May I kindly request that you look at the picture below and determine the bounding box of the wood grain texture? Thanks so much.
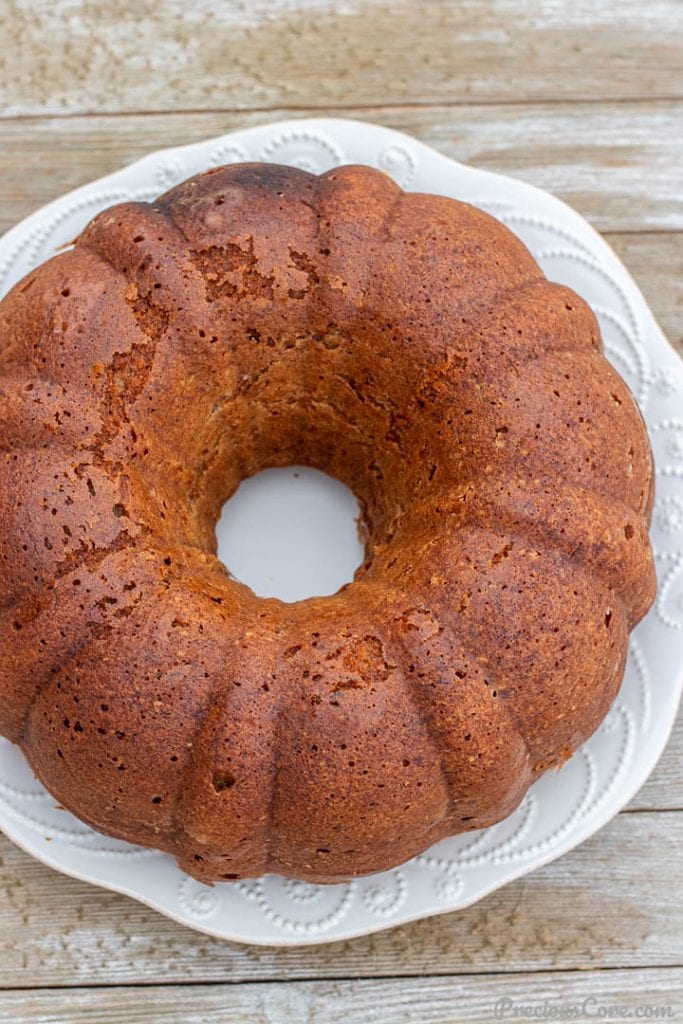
[1,0,682,116]
[628,713,683,810]
[0,970,680,1023]
[609,234,683,354]
[0,813,681,987]
[0,0,681,1011]
[1,104,682,234]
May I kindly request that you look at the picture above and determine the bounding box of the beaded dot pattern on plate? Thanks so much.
[0,119,680,946]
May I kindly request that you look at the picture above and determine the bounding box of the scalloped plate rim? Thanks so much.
[0,116,681,946]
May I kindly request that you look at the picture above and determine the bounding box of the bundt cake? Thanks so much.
[0,162,656,883]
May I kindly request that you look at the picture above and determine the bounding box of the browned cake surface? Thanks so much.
[0,163,656,883]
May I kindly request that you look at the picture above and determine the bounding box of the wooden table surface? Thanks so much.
[0,2,682,1021]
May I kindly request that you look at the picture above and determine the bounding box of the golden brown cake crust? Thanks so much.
[0,163,656,883]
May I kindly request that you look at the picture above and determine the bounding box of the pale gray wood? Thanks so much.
[0,3,681,1004]
[0,104,682,234]
[0,969,680,1023]
[609,233,683,355]
[628,713,683,810]
[0,812,680,987]
[1,0,682,117]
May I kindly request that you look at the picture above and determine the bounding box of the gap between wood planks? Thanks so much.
[0,969,680,1024]
[0,961,679,992]
[4,94,683,123]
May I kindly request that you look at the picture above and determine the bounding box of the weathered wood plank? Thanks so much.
[2,0,682,117]
[1,1,679,1012]
[0,812,680,987]
[0,104,682,233]
[628,712,683,810]
[0,969,680,1023]
[609,233,683,354]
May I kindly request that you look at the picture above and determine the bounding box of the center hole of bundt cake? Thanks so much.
[215,466,365,602]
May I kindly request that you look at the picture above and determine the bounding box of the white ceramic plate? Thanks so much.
[1,118,682,947]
